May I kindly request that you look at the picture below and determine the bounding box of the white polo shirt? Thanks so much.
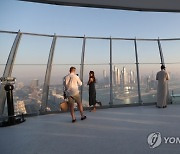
[63,73,82,96]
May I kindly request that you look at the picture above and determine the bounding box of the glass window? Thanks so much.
[112,40,138,104]
[161,40,180,96]
[0,33,16,76]
[49,38,82,111]
[84,39,110,106]
[137,40,160,103]
[11,34,52,114]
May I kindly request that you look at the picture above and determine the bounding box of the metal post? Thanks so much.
[0,30,22,115]
[80,36,86,102]
[109,37,113,105]
[41,35,57,112]
[157,38,165,65]
[134,39,142,104]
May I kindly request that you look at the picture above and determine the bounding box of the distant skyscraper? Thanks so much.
[130,70,135,84]
[113,66,120,85]
[16,82,24,90]
[52,89,57,95]
[30,79,39,88]
[103,70,109,85]
[150,71,155,81]
[113,66,117,85]
[103,70,107,78]
[146,76,151,91]
[117,68,120,85]
[121,67,128,87]
[14,101,27,114]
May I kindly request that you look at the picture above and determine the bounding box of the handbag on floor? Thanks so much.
[60,100,69,112]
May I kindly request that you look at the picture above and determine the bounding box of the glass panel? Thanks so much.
[11,35,52,114]
[84,39,110,106]
[112,40,135,64]
[137,41,160,63]
[0,65,5,78]
[85,39,109,64]
[83,64,110,106]
[0,33,16,115]
[165,64,180,98]
[139,64,159,103]
[137,41,160,103]
[4,32,180,113]
[48,38,82,111]
[0,33,16,76]
[53,38,82,65]
[112,40,138,104]
[112,64,138,104]
[161,40,180,97]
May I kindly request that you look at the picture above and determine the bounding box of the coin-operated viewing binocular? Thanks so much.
[0,77,16,84]
[0,77,25,127]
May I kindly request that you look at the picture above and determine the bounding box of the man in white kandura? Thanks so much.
[63,66,86,123]
[156,65,170,108]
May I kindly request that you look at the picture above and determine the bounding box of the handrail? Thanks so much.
[1,30,180,41]
[1,62,180,65]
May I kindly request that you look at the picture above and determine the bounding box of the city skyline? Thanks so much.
[11,66,180,114]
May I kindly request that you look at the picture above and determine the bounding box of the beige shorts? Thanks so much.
[67,94,81,105]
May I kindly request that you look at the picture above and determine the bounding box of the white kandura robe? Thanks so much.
[156,70,170,107]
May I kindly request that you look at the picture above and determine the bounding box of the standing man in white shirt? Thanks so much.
[63,67,86,123]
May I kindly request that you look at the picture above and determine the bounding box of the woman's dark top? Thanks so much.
[88,79,96,106]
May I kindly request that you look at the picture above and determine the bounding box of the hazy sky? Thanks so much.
[1,0,180,38]
[1,0,180,84]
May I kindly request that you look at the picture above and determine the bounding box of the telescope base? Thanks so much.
[0,114,26,127]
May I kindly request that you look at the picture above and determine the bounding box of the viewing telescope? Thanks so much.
[0,77,25,127]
